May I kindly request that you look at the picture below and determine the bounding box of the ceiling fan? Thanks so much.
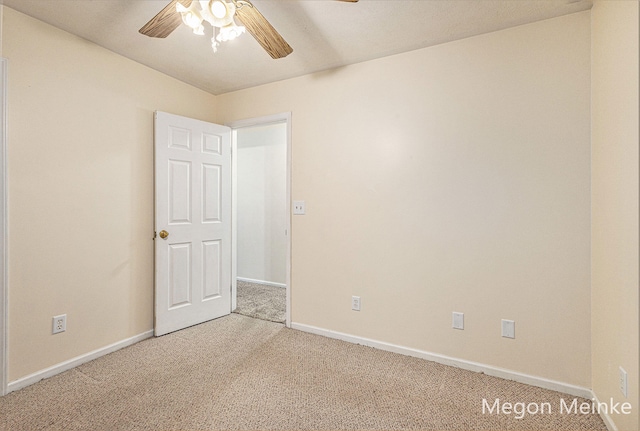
[140,0,359,59]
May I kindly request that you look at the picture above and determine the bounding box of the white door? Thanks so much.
[154,111,231,336]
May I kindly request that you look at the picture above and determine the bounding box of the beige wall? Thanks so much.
[591,1,639,430]
[5,4,636,419]
[2,7,218,380]
[218,12,592,387]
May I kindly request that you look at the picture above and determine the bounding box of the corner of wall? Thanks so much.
[0,55,6,398]
[590,1,640,430]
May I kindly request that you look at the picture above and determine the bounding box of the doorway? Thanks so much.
[228,113,291,327]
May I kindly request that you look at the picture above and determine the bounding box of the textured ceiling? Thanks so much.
[0,0,592,95]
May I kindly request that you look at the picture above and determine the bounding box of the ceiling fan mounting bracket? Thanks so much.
[231,0,254,11]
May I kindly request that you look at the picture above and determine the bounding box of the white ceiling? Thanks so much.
[1,0,592,95]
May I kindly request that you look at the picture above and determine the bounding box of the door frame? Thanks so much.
[227,113,292,327]
[0,58,8,396]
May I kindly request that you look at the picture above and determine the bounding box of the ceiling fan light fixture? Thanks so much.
[140,0,293,58]
[176,1,205,34]
[211,0,228,19]
[200,0,236,27]
[193,25,205,36]
[217,22,246,42]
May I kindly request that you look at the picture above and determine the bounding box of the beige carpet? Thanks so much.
[0,314,606,430]
[233,280,285,323]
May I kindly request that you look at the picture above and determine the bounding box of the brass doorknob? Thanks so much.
[159,230,169,239]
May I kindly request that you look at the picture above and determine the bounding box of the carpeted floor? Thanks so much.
[0,314,607,431]
[233,280,285,323]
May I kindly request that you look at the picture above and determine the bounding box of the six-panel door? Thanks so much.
[154,111,231,336]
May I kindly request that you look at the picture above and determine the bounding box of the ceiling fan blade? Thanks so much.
[235,1,293,59]
[139,0,192,38]
[337,0,359,2]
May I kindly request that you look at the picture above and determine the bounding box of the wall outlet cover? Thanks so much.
[351,296,361,311]
[501,319,515,339]
[619,366,628,398]
[52,314,67,334]
[293,201,305,215]
[452,312,464,330]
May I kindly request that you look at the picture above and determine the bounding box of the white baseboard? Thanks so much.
[591,392,619,431]
[237,277,285,288]
[7,329,154,394]
[290,322,593,399]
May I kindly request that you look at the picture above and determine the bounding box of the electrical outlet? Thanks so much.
[619,366,628,398]
[52,314,66,334]
[452,312,464,330]
[293,201,305,215]
[351,296,361,311]
[501,319,515,339]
